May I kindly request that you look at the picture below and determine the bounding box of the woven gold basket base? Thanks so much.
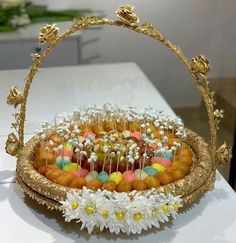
[16,128,215,211]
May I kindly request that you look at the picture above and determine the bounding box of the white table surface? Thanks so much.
[0,63,235,243]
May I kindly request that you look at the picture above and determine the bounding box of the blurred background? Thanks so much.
[0,0,235,183]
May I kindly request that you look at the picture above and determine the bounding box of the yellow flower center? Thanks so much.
[162,205,169,212]
[101,210,108,218]
[85,204,96,215]
[173,203,179,211]
[71,201,79,210]
[133,213,142,221]
[116,211,125,220]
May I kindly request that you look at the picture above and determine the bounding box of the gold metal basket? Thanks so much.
[5,4,232,234]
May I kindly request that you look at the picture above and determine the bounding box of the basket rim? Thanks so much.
[16,127,215,209]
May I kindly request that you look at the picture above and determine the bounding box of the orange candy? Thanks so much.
[143,176,160,188]
[131,180,148,191]
[171,169,186,181]
[172,162,190,174]
[102,181,117,192]
[45,169,64,181]
[54,173,75,186]
[69,177,87,189]
[116,180,132,192]
[180,155,193,166]
[86,179,102,190]
[157,172,174,185]
[38,165,58,175]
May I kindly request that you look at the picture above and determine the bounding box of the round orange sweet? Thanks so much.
[103,122,114,132]
[143,176,160,188]
[171,169,186,181]
[38,165,58,175]
[130,122,140,132]
[116,180,132,192]
[45,169,63,181]
[180,155,193,166]
[131,180,148,191]
[172,162,190,174]
[102,181,117,192]
[180,148,192,157]
[54,173,75,186]
[86,179,102,190]
[69,177,87,189]
[157,172,174,185]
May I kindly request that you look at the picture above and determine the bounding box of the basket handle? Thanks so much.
[6,5,231,166]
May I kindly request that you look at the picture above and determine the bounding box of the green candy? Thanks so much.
[143,166,158,176]
[97,171,109,183]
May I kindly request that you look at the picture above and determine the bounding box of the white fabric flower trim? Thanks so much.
[60,187,182,234]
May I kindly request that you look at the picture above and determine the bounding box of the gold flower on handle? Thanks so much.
[39,24,59,44]
[216,142,232,165]
[115,5,139,26]
[5,133,19,156]
[214,109,224,119]
[191,55,210,77]
[7,86,22,108]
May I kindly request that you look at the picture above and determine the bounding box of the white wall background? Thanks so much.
[31,0,236,107]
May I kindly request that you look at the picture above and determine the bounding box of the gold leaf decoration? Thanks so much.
[115,5,139,26]
[39,24,59,44]
[7,86,22,108]
[216,142,232,165]
[191,55,210,77]
[5,133,19,156]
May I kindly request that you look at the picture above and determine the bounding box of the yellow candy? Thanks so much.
[65,143,73,150]
[152,163,165,172]
[63,163,80,172]
[109,172,123,184]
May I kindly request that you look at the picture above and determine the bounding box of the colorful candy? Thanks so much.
[97,171,109,183]
[71,168,89,178]
[152,163,165,172]
[85,171,98,182]
[155,151,173,161]
[109,172,123,184]
[116,179,132,192]
[134,169,148,180]
[123,170,137,182]
[143,166,158,176]
[63,163,79,172]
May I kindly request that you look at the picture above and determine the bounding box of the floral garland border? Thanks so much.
[60,187,182,234]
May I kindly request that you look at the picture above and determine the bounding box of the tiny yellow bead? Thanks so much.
[116,211,125,220]
[71,201,79,210]
[173,203,179,211]
[85,205,96,215]
[101,210,108,218]
[133,213,142,221]
[162,205,169,212]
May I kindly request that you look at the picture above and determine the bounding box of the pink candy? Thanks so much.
[123,170,137,182]
[132,131,142,140]
[153,157,171,168]
[71,169,89,178]
[149,143,157,150]
[83,131,96,139]
[57,150,73,157]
